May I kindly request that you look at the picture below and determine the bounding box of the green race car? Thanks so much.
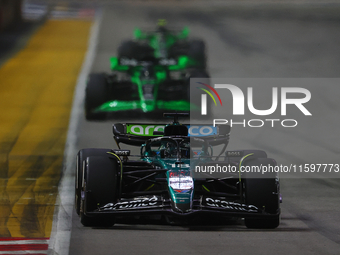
[76,113,281,228]
[85,24,208,120]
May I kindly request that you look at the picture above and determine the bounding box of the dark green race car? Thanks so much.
[76,113,281,228]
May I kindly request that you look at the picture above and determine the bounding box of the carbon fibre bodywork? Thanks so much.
[85,25,208,120]
[77,114,281,228]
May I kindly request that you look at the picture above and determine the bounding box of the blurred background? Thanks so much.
[1,1,340,255]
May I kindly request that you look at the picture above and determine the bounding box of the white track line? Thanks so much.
[48,9,103,255]
[0,252,47,255]
[0,240,48,245]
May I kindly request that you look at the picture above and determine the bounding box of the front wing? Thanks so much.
[83,195,280,219]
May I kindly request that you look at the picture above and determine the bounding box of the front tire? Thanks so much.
[81,155,119,227]
[243,157,280,229]
[75,149,111,215]
[85,73,109,120]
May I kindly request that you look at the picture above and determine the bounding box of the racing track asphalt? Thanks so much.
[68,2,340,255]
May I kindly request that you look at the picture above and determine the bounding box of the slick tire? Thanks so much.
[75,148,111,215]
[188,40,206,69]
[80,155,119,227]
[243,157,280,229]
[85,73,108,120]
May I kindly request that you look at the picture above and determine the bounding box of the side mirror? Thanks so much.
[140,144,146,157]
[179,26,189,39]
[134,28,142,39]
[168,56,194,71]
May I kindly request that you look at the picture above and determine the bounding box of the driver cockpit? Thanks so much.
[145,138,192,159]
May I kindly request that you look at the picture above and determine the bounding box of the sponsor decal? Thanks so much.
[169,171,190,177]
[159,58,177,65]
[203,197,258,212]
[174,189,191,193]
[101,196,161,210]
[169,163,190,168]
[193,150,202,156]
[112,149,130,156]
[226,151,242,157]
[169,175,193,190]
[119,58,138,66]
[126,124,217,137]
[188,125,217,137]
[127,124,165,136]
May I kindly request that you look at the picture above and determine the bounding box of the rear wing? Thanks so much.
[112,123,230,146]
[110,56,196,72]
[133,26,189,40]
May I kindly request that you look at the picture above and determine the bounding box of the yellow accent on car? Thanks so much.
[238,153,254,181]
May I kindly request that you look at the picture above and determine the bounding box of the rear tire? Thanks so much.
[243,157,280,229]
[85,73,109,120]
[188,40,206,69]
[81,155,119,227]
[169,40,207,68]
